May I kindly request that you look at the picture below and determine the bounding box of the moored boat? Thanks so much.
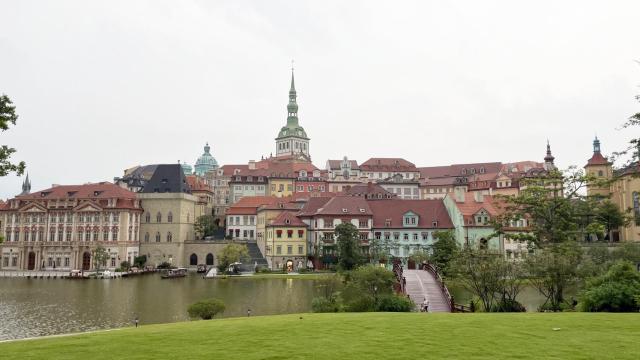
[161,268,187,279]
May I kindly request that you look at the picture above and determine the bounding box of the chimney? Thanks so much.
[248,160,256,170]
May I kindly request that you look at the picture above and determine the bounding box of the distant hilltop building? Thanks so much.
[275,70,310,160]
[194,143,219,176]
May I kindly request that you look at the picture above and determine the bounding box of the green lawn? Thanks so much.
[1,313,638,360]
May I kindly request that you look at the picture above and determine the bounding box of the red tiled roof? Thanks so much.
[16,182,137,200]
[219,165,249,176]
[268,211,307,227]
[448,193,504,224]
[185,175,212,193]
[360,158,417,172]
[327,159,360,170]
[343,182,396,198]
[313,196,372,216]
[298,197,332,216]
[419,162,502,179]
[586,152,611,166]
[226,196,282,215]
[367,199,453,229]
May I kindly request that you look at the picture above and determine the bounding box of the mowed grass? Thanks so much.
[1,313,639,360]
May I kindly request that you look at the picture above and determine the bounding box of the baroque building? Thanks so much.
[194,142,219,176]
[0,183,142,271]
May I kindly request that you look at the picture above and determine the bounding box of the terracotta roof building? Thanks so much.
[1,182,143,271]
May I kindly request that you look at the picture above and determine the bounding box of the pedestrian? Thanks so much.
[247,308,251,317]
[134,316,139,328]
[422,297,429,313]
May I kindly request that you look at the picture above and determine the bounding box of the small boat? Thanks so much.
[161,268,187,279]
[196,264,207,274]
[68,270,88,279]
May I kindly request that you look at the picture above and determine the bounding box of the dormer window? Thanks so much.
[432,221,438,227]
[384,219,391,227]
[342,208,348,213]
[359,208,365,213]
[285,219,290,224]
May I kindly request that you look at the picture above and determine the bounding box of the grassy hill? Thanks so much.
[1,313,638,359]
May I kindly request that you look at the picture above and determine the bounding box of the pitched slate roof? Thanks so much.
[141,164,191,194]
[367,199,453,229]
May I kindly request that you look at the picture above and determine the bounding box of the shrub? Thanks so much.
[490,298,526,312]
[187,298,226,320]
[258,267,272,274]
[157,262,173,269]
[312,297,340,313]
[133,255,147,268]
[579,261,640,312]
[120,261,131,270]
[375,295,413,312]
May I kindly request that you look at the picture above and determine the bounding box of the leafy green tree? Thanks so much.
[217,243,248,272]
[0,94,26,177]
[370,232,399,264]
[92,246,110,272]
[429,230,458,276]
[194,215,217,239]
[579,261,640,312]
[526,242,582,311]
[335,223,364,271]
[119,261,131,271]
[594,201,630,242]
[187,298,226,320]
[451,249,504,311]
[611,242,640,264]
[133,255,147,268]
[341,265,396,311]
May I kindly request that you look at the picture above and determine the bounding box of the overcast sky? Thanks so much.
[1,0,638,199]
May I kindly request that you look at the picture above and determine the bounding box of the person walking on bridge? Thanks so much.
[421,297,429,313]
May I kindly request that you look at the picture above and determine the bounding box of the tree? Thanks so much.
[335,223,364,271]
[119,261,131,271]
[92,246,110,272]
[217,243,248,272]
[451,249,505,311]
[0,94,26,177]
[187,298,226,320]
[341,265,396,311]
[526,242,582,311]
[370,232,399,264]
[194,215,217,239]
[579,260,640,312]
[133,255,147,268]
[594,201,630,242]
[311,274,343,313]
[429,230,458,276]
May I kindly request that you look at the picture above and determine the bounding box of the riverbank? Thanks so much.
[225,272,335,280]
[1,313,637,359]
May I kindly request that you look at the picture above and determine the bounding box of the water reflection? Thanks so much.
[0,275,317,340]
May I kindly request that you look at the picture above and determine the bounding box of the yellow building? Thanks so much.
[585,137,640,242]
[268,178,295,198]
[256,200,300,259]
[264,211,307,271]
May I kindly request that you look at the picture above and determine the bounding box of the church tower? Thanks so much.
[543,141,556,171]
[584,136,613,197]
[275,69,310,159]
[20,173,31,195]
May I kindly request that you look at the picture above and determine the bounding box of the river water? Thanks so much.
[0,274,317,340]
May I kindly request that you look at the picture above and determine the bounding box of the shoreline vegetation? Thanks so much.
[0,313,638,360]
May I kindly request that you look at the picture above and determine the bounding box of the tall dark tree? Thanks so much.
[335,223,364,271]
[594,200,631,241]
[429,230,458,275]
[0,94,26,177]
[194,215,217,239]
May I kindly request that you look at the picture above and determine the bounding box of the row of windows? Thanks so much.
[7,212,127,224]
[228,229,255,238]
[295,185,326,192]
[144,212,185,223]
[4,229,124,242]
[143,232,173,243]
[228,216,255,226]
[374,232,430,242]
[267,245,305,255]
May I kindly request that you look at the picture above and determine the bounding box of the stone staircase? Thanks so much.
[241,242,269,271]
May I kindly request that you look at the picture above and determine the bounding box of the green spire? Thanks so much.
[287,69,299,126]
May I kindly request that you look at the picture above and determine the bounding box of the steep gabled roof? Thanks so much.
[141,164,191,194]
[367,199,453,229]
[360,158,417,172]
[268,211,307,227]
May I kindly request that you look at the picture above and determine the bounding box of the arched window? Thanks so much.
[598,170,603,177]
[167,232,172,242]
[145,212,150,223]
[144,232,150,242]
[156,212,162,223]
[206,253,214,266]
[167,212,173,223]
[189,253,198,266]
[155,232,161,242]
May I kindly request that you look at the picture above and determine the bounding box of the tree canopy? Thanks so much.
[335,223,364,271]
[0,94,26,177]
